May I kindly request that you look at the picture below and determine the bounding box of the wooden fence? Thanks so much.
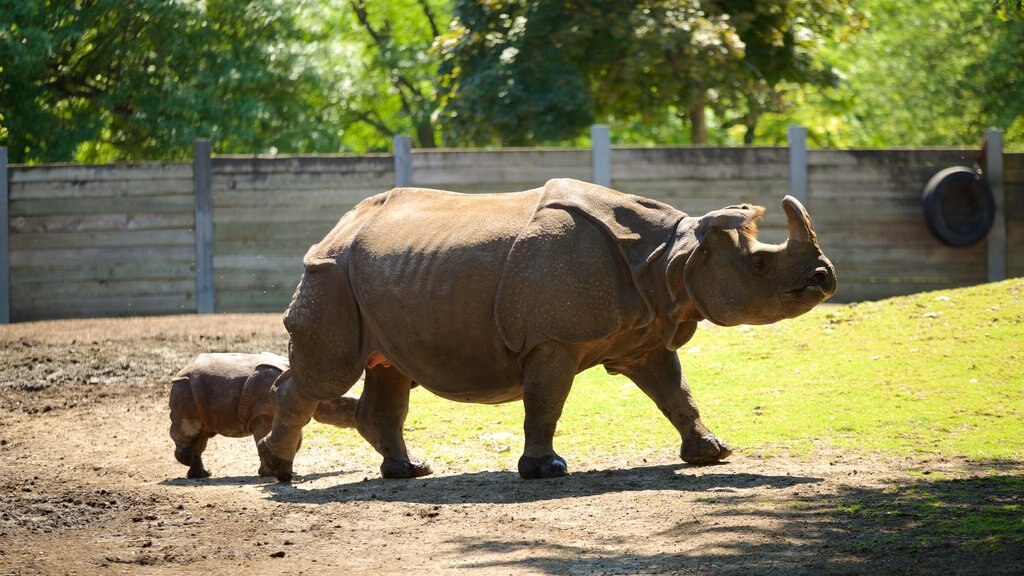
[1,129,1021,322]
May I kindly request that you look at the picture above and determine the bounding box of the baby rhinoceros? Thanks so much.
[169,352,358,479]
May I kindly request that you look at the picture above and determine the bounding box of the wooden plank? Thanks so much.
[212,171,393,192]
[10,260,195,283]
[8,212,193,234]
[612,146,789,166]
[9,178,193,200]
[986,129,1005,282]
[1,147,9,323]
[194,140,214,314]
[212,187,376,208]
[9,162,192,184]
[394,135,412,187]
[212,155,392,176]
[832,280,982,304]
[614,179,790,198]
[808,149,976,169]
[215,290,293,313]
[412,149,590,170]
[12,293,194,322]
[410,166,591,188]
[11,278,195,300]
[591,125,611,187]
[8,196,194,216]
[8,245,194,267]
[10,229,194,250]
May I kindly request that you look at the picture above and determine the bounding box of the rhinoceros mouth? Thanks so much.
[788,266,835,300]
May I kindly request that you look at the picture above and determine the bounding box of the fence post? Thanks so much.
[788,126,809,206]
[0,147,9,324]
[591,124,611,187]
[986,129,1005,283]
[193,139,215,314]
[394,135,412,187]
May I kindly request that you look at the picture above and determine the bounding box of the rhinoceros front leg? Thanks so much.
[518,342,578,479]
[256,376,318,482]
[357,365,432,479]
[616,348,732,465]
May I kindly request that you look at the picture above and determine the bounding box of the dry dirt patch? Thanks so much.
[1,314,1020,575]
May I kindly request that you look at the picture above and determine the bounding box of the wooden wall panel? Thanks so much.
[210,155,394,313]
[809,149,989,302]
[7,163,194,321]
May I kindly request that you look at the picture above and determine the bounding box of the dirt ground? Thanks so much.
[1,313,1021,576]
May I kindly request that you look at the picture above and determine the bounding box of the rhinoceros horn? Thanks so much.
[783,195,818,246]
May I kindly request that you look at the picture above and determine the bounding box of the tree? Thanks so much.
[799,0,1024,148]
[0,0,336,163]
[437,0,862,146]
[306,0,448,151]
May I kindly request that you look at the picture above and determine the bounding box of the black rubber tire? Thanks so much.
[921,166,995,247]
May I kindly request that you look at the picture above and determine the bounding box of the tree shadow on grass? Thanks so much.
[261,462,822,505]
[449,471,1024,576]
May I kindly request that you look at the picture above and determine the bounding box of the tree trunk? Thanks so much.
[688,90,707,145]
[416,121,436,149]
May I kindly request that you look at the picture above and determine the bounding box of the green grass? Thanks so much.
[312,278,1024,470]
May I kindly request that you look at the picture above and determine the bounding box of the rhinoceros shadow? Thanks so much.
[261,463,822,505]
[159,468,348,487]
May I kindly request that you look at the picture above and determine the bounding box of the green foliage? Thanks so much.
[792,0,1024,148]
[3,0,1022,158]
[311,279,1024,473]
[309,0,449,151]
[436,0,861,146]
[0,0,338,163]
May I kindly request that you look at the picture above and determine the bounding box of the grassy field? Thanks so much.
[313,278,1024,472]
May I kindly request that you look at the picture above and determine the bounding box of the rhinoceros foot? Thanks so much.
[381,458,433,479]
[681,434,733,465]
[187,465,212,479]
[256,438,294,482]
[517,454,568,480]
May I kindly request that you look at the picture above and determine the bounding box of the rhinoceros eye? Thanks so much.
[750,254,768,275]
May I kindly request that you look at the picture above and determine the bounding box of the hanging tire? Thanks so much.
[921,166,995,247]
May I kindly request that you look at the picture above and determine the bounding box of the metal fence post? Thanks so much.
[193,139,215,314]
[591,124,611,187]
[986,129,1005,283]
[1,147,9,324]
[788,126,809,206]
[394,135,412,187]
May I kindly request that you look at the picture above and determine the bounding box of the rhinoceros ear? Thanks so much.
[695,204,765,242]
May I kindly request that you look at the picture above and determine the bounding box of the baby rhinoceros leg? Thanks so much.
[169,378,213,478]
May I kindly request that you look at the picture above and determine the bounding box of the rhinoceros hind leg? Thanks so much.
[518,342,577,480]
[517,454,568,479]
[357,365,430,479]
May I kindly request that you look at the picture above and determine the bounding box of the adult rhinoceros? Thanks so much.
[257,178,836,481]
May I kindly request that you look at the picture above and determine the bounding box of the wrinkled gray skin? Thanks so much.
[257,178,836,481]
[169,352,358,479]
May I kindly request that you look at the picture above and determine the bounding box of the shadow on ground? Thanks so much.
[453,472,1024,575]
[264,463,1023,575]
[263,463,821,505]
